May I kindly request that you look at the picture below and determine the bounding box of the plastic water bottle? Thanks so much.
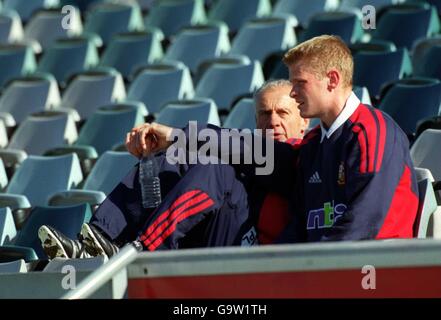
[139,154,161,208]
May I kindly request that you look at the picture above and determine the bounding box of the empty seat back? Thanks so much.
[84,2,144,43]
[223,98,256,130]
[7,113,77,155]
[155,98,220,128]
[61,69,126,120]
[37,37,99,85]
[14,203,92,258]
[128,62,194,114]
[100,30,164,78]
[165,23,230,72]
[230,16,297,63]
[195,58,264,111]
[411,129,441,181]
[83,151,138,194]
[6,154,83,206]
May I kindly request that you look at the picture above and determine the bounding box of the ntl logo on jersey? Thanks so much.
[306,201,347,230]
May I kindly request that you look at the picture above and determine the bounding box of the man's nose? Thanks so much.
[290,86,298,99]
[269,113,281,127]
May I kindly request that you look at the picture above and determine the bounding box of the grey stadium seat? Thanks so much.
[155,98,220,128]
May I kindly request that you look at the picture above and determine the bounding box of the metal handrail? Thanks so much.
[61,241,143,299]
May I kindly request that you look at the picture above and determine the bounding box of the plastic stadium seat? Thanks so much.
[137,0,157,11]
[414,178,439,238]
[424,0,441,15]
[84,2,144,44]
[349,39,397,55]
[81,151,137,194]
[37,37,99,86]
[2,112,77,156]
[414,167,435,183]
[13,203,92,259]
[230,16,297,63]
[100,30,164,78]
[195,56,265,111]
[43,102,145,178]
[73,102,147,155]
[0,259,27,273]
[272,0,339,27]
[194,54,250,84]
[372,4,440,50]
[164,23,230,73]
[0,245,38,263]
[3,0,58,22]
[0,44,36,89]
[128,62,194,114]
[353,48,412,98]
[223,98,256,130]
[339,0,393,11]
[48,151,138,206]
[0,153,83,208]
[59,0,106,12]
[209,0,271,33]
[0,207,16,245]
[0,9,24,44]
[24,8,83,53]
[145,0,207,38]
[415,115,441,145]
[0,74,61,127]
[60,68,126,120]
[378,78,441,135]
[155,98,220,128]
[299,11,363,44]
[412,37,441,81]
[415,45,441,81]
[264,51,289,80]
[411,129,441,181]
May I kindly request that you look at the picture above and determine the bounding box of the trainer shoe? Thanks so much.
[80,223,119,259]
[38,225,92,260]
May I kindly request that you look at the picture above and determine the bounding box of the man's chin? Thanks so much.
[273,135,286,142]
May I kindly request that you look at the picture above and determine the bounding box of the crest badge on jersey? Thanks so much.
[337,162,345,186]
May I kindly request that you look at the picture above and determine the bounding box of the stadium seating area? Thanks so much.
[0,0,440,297]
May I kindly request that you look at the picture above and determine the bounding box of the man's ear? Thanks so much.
[327,69,340,91]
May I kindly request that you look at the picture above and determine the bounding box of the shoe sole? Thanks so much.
[81,224,107,258]
[38,226,68,259]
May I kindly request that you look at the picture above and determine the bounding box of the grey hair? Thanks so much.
[253,79,292,104]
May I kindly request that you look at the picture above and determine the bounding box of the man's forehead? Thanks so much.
[260,84,292,95]
[288,62,311,77]
[257,91,296,110]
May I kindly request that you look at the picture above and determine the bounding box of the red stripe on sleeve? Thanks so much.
[350,104,379,173]
[139,190,203,242]
[373,109,386,172]
[375,165,419,239]
[146,198,215,250]
[141,192,210,245]
[351,125,368,173]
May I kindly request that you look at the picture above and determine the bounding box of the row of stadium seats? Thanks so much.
[0,0,440,274]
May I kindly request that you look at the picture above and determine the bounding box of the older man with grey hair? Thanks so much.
[38,79,308,259]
